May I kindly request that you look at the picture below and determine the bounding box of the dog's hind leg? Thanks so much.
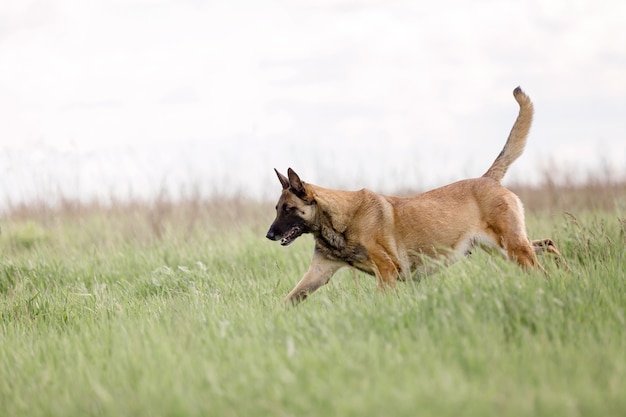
[507,238,544,271]
[284,251,347,305]
[532,238,561,257]
[532,238,568,269]
[489,195,547,272]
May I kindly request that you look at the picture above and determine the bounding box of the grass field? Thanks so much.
[0,185,625,417]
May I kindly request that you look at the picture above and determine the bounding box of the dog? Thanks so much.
[266,87,562,305]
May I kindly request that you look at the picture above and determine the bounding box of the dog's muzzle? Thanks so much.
[266,225,303,246]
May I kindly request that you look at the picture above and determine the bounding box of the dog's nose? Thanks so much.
[266,230,276,240]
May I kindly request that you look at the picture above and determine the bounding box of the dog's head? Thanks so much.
[266,168,316,246]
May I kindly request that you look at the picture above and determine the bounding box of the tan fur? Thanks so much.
[482,87,533,182]
[266,87,562,305]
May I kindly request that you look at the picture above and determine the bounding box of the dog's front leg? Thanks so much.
[368,247,400,290]
[285,251,346,305]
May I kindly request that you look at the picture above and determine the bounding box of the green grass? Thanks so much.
[0,203,625,417]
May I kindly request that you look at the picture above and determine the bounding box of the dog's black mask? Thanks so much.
[266,168,313,246]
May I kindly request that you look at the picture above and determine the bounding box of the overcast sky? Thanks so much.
[0,0,625,206]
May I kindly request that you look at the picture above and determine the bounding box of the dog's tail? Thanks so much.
[482,86,534,183]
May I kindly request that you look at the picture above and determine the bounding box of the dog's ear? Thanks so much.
[287,168,306,197]
[274,168,290,190]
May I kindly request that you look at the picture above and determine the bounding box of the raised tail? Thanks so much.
[482,86,534,182]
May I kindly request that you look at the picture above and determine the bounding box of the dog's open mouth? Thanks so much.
[280,225,304,246]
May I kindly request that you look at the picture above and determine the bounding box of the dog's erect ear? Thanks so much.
[274,168,290,190]
[287,168,306,197]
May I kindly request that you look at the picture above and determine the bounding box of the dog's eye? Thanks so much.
[282,204,298,214]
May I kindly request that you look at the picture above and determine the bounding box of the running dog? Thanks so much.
[266,87,562,304]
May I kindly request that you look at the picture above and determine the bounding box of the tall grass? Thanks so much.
[0,179,625,417]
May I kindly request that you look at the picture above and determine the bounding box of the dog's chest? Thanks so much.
[314,234,371,272]
[312,214,374,273]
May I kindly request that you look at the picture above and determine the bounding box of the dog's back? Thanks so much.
[389,177,522,268]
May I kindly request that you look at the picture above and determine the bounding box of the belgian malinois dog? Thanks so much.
[267,87,562,305]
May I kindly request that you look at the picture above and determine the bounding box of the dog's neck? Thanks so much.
[308,187,370,266]
[314,210,347,251]
[307,185,360,244]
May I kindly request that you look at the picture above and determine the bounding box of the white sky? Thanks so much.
[0,0,625,206]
